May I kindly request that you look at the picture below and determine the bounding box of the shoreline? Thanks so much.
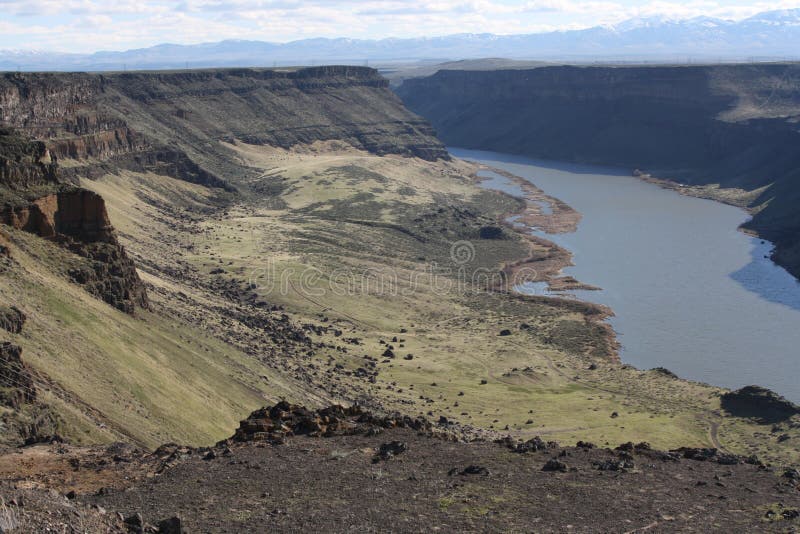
[470,163,619,361]
[474,165,601,294]
[466,153,800,406]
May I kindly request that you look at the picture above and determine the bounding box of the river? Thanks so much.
[454,148,800,402]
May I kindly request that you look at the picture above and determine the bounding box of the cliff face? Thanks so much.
[0,129,148,314]
[0,126,58,190]
[0,67,447,192]
[397,64,800,277]
[0,66,448,314]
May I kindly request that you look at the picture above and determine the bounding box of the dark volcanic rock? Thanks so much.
[593,458,634,471]
[0,127,59,190]
[156,516,184,534]
[375,441,407,461]
[449,464,490,476]
[721,385,800,423]
[542,458,568,472]
[495,435,559,454]
[225,401,431,445]
[0,342,35,407]
[478,225,505,239]
[0,305,25,333]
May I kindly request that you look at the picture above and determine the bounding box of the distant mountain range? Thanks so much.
[3,8,800,71]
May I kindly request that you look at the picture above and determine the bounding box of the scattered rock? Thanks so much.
[157,516,184,533]
[783,468,800,481]
[451,465,490,476]
[783,509,800,520]
[375,441,407,462]
[593,458,634,471]
[124,513,144,533]
[226,402,431,445]
[479,225,505,239]
[503,436,557,454]
[542,459,568,472]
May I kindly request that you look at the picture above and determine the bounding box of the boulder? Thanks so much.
[157,516,184,534]
[375,441,407,461]
[542,459,568,472]
[0,306,25,334]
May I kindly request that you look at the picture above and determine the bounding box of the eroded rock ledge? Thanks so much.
[0,129,148,314]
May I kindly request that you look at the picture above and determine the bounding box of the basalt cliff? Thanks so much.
[397,64,800,278]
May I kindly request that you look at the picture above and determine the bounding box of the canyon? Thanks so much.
[397,63,800,279]
[0,65,798,531]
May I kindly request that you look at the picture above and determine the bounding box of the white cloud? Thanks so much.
[1,0,799,52]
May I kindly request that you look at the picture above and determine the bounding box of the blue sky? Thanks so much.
[1,0,798,52]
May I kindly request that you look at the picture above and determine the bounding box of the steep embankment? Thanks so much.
[0,67,446,185]
[0,67,449,447]
[397,64,800,278]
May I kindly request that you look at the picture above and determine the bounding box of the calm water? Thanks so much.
[453,148,800,402]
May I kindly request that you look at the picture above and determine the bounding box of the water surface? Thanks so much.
[455,148,800,402]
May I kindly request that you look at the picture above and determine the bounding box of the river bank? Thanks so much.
[457,147,800,404]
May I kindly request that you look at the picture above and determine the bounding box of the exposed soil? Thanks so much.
[1,403,797,532]
[0,410,800,532]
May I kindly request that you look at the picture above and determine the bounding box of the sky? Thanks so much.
[2,0,800,53]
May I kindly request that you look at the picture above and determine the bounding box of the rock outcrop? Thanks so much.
[0,130,148,314]
[0,67,448,197]
[397,63,800,278]
[721,385,800,423]
[0,342,35,408]
[2,190,113,242]
[224,401,432,445]
[0,305,25,333]
[0,127,58,190]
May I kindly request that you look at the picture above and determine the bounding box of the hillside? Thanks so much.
[397,63,800,278]
[2,402,799,532]
[1,63,799,509]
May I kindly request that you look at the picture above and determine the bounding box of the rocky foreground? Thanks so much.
[0,403,798,533]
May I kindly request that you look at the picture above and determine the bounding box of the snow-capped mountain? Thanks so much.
[3,8,800,71]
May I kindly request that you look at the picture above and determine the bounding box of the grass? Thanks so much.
[0,227,308,448]
[2,141,798,465]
